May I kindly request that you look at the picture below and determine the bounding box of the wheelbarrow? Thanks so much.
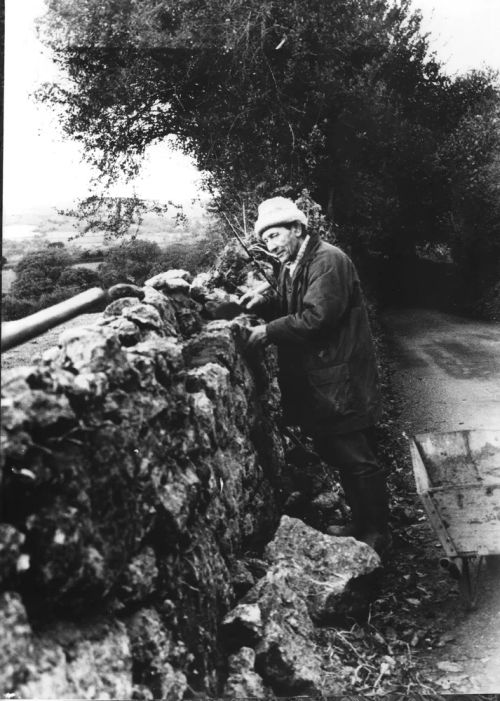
[410,429,500,609]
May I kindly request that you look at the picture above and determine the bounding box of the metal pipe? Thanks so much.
[1,287,107,352]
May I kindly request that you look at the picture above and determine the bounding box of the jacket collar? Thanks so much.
[290,233,321,280]
[287,234,310,277]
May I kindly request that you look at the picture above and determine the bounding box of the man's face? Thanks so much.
[261,224,302,263]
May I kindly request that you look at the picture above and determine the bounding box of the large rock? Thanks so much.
[221,516,381,695]
[145,269,193,292]
[126,608,187,701]
[264,515,382,624]
[0,592,33,693]
[0,592,132,700]
[223,647,273,699]
[0,525,26,587]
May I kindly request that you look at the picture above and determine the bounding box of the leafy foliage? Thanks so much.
[60,194,183,241]
[3,249,104,321]
[58,265,101,289]
[438,92,500,309]
[97,239,164,286]
[12,248,73,299]
[1,296,38,321]
[38,0,500,312]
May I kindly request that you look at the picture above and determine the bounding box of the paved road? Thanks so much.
[381,308,500,693]
[381,308,500,433]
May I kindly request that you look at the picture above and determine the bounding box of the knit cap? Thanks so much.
[254,197,307,236]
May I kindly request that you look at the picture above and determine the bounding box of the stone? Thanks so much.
[222,516,382,695]
[189,272,212,302]
[173,300,203,337]
[58,325,130,382]
[103,296,139,317]
[0,525,25,586]
[128,337,184,390]
[263,516,382,624]
[108,283,145,301]
[156,464,201,533]
[15,618,133,700]
[145,271,192,293]
[121,302,165,332]
[126,608,187,701]
[1,365,77,394]
[251,575,324,695]
[186,362,231,399]
[72,371,110,398]
[1,388,76,431]
[230,559,257,598]
[221,603,263,649]
[118,547,158,603]
[142,285,179,334]
[183,324,239,370]
[223,647,270,699]
[146,269,193,285]
[0,592,33,694]
[101,316,143,346]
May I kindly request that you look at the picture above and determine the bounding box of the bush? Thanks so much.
[58,266,101,290]
[149,235,226,277]
[1,296,38,321]
[12,248,73,299]
[98,239,163,287]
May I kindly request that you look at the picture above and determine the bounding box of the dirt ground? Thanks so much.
[1,313,101,370]
[379,307,500,694]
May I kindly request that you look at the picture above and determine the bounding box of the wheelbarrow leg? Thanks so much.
[456,556,485,610]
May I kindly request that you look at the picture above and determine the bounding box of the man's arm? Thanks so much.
[266,249,354,345]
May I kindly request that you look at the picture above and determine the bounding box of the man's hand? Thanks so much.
[239,290,266,310]
[238,281,271,310]
[247,324,269,348]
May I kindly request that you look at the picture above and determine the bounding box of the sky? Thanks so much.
[2,0,205,215]
[3,0,500,217]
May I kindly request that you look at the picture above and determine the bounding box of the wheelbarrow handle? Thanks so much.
[1,287,107,352]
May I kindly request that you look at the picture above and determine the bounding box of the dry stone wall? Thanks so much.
[0,272,286,699]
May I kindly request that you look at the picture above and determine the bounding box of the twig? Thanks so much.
[335,630,364,659]
[220,211,277,290]
[242,203,247,237]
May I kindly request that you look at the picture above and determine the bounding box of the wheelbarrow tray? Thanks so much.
[410,429,500,558]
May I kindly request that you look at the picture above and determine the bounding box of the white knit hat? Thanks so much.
[254,197,308,237]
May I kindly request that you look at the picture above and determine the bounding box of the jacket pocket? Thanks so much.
[306,362,353,418]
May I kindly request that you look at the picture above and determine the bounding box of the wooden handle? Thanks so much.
[1,287,107,352]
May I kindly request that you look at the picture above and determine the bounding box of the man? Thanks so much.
[239,196,390,554]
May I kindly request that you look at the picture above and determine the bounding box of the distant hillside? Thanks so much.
[3,204,211,250]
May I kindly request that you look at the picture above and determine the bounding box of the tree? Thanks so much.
[61,194,173,241]
[58,266,101,290]
[38,0,500,312]
[37,2,445,225]
[438,89,500,311]
[12,248,73,300]
[98,239,164,287]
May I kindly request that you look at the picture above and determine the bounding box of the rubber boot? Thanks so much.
[326,473,364,538]
[355,469,392,555]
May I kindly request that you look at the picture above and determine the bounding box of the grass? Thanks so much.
[1,313,101,370]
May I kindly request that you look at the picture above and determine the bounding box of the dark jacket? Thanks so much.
[265,235,381,434]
